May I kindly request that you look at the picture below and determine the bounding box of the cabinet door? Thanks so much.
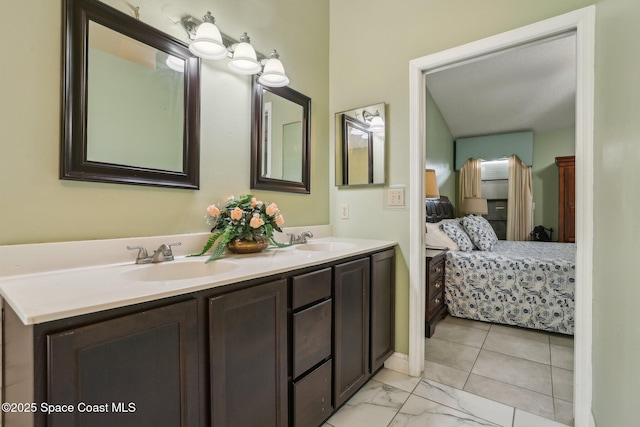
[333,258,370,407]
[370,249,395,373]
[209,280,288,427]
[47,299,199,427]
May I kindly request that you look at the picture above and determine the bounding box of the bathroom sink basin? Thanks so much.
[119,259,238,282]
[295,242,357,252]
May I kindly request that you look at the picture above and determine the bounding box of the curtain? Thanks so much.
[507,154,533,241]
[458,158,483,216]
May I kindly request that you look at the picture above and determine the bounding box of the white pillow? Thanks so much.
[441,220,475,252]
[461,215,498,251]
[425,221,460,251]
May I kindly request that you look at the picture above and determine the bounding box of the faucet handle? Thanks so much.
[154,242,181,261]
[127,246,150,264]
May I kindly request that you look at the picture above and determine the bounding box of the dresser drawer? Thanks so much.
[293,299,332,378]
[428,275,444,297]
[428,256,445,283]
[428,289,445,314]
[292,268,332,309]
[293,359,333,427]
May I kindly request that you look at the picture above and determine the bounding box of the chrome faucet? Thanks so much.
[127,245,152,264]
[127,242,181,264]
[288,231,313,245]
[151,242,181,263]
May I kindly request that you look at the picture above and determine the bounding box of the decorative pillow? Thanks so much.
[441,220,475,252]
[425,221,460,251]
[461,215,499,251]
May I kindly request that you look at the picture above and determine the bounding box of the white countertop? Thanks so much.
[0,236,395,325]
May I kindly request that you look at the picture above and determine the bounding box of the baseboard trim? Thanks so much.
[383,352,410,375]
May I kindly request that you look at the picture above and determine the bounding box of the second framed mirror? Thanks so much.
[335,102,386,186]
[251,79,311,194]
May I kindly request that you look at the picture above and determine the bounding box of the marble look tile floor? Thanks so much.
[325,315,574,427]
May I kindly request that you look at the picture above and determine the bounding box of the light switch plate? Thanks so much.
[384,184,407,209]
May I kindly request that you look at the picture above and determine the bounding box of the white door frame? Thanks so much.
[408,6,595,426]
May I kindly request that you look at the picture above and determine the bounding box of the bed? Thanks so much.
[425,197,576,335]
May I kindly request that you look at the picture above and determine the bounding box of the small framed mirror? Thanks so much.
[61,0,201,189]
[251,79,311,194]
[335,103,386,186]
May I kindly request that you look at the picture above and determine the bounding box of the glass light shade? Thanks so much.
[258,57,290,87]
[189,22,227,60]
[425,169,440,199]
[165,55,185,73]
[368,115,385,132]
[228,42,261,75]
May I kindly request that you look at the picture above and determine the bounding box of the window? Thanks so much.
[481,159,508,239]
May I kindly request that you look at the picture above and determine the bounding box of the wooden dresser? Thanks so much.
[425,249,447,337]
[556,156,576,243]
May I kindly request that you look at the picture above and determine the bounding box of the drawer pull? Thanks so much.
[434,283,441,289]
[436,267,443,274]
[434,298,441,305]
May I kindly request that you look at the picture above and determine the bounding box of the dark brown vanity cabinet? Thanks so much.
[209,279,288,427]
[46,300,200,427]
[291,268,333,427]
[3,247,395,427]
[333,258,371,408]
[370,249,396,373]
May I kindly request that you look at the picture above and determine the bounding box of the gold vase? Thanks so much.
[226,236,270,254]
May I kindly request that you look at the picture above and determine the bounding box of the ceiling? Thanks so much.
[425,33,576,139]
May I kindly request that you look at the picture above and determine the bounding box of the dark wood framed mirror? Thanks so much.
[335,102,386,187]
[251,78,311,194]
[61,0,201,189]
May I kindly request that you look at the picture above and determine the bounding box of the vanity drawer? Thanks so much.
[293,359,333,427]
[292,268,332,309]
[293,299,332,378]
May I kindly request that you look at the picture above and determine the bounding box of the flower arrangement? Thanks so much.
[193,194,288,262]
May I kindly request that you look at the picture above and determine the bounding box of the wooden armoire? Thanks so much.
[556,156,575,243]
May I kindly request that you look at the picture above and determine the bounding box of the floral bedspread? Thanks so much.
[444,241,576,335]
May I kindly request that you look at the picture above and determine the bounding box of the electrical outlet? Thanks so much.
[387,188,405,206]
[340,203,349,219]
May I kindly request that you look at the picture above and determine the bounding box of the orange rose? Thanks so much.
[250,214,265,228]
[230,207,243,221]
[207,204,220,217]
[275,214,285,226]
[266,203,278,216]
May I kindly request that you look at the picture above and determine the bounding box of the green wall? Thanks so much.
[0,0,329,245]
[592,0,640,425]
[532,128,575,238]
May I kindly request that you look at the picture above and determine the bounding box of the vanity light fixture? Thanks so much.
[165,55,185,73]
[363,110,385,132]
[182,14,290,87]
[228,33,261,75]
[258,50,290,87]
[187,12,227,60]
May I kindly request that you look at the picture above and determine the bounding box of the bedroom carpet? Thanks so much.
[324,315,573,427]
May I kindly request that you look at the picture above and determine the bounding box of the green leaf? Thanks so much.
[189,231,223,257]
[270,237,291,248]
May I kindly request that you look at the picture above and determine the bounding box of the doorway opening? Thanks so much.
[408,6,595,426]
